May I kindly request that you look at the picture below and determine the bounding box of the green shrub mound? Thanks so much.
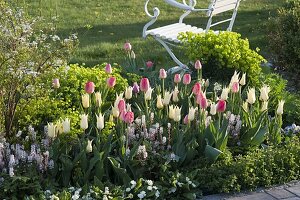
[268,0,300,77]
[179,31,266,85]
[16,63,128,131]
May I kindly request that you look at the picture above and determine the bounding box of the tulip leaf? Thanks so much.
[108,157,131,184]
[250,125,268,146]
[204,145,222,163]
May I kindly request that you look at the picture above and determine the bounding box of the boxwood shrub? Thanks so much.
[179,31,266,85]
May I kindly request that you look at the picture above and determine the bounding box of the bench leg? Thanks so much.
[154,37,189,72]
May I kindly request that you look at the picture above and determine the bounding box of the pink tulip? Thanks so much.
[183,74,191,85]
[183,114,189,124]
[159,69,167,79]
[174,74,181,84]
[140,78,150,92]
[216,100,227,112]
[85,81,95,94]
[195,60,202,70]
[132,82,140,93]
[107,77,116,88]
[192,82,201,95]
[52,78,60,89]
[105,63,112,74]
[232,82,239,93]
[146,61,154,68]
[120,110,127,121]
[118,99,126,112]
[125,111,134,124]
[196,92,208,109]
[124,42,132,51]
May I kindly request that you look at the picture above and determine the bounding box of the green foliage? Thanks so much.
[179,31,266,85]
[16,63,128,131]
[268,0,300,76]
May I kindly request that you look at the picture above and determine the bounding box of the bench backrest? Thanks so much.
[206,0,241,32]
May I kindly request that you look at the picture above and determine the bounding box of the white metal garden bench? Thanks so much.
[143,0,241,71]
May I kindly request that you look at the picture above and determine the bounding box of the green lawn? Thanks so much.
[13,0,285,67]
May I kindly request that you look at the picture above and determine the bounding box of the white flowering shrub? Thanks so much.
[0,2,78,137]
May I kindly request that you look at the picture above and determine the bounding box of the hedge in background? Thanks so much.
[268,0,300,77]
[179,31,265,85]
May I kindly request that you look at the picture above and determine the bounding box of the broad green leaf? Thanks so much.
[204,145,222,163]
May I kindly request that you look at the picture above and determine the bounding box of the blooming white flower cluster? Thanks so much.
[284,124,300,134]
[125,179,160,199]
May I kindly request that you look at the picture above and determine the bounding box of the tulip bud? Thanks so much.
[188,107,198,121]
[107,77,116,88]
[216,100,226,112]
[124,42,132,51]
[169,105,175,119]
[242,101,248,112]
[112,106,120,118]
[96,113,105,130]
[261,101,268,111]
[230,71,240,85]
[163,91,172,105]
[125,111,134,124]
[126,103,132,112]
[246,88,256,104]
[132,82,140,93]
[146,61,153,68]
[86,139,93,153]
[183,115,189,124]
[62,118,70,133]
[192,82,201,95]
[259,85,270,102]
[174,74,181,84]
[130,50,136,59]
[205,79,210,88]
[220,87,229,100]
[231,82,239,93]
[210,102,216,115]
[174,106,181,122]
[172,86,179,102]
[47,123,56,138]
[114,92,124,108]
[80,114,88,130]
[95,92,102,107]
[52,78,60,89]
[82,94,90,108]
[56,121,64,135]
[183,74,191,85]
[85,81,95,94]
[276,100,285,115]
[145,87,153,100]
[140,78,150,92]
[240,73,246,86]
[156,95,164,109]
[159,69,167,79]
[118,99,126,112]
[105,63,112,74]
[195,60,202,69]
[125,86,133,99]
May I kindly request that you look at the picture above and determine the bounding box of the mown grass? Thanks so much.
[11,0,285,67]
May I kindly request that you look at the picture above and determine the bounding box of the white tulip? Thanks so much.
[95,92,102,107]
[174,106,182,122]
[276,100,285,115]
[172,86,179,102]
[156,94,164,109]
[220,87,230,100]
[169,105,175,120]
[114,92,124,108]
[145,87,153,101]
[56,121,63,135]
[47,123,56,138]
[210,102,217,115]
[62,118,71,133]
[80,114,88,130]
[86,139,93,153]
[163,90,172,105]
[246,88,256,105]
[259,85,270,102]
[82,94,90,108]
[242,101,249,112]
[112,106,119,118]
[125,86,133,99]
[188,107,198,121]
[96,113,105,130]
[261,101,268,111]
[240,73,246,86]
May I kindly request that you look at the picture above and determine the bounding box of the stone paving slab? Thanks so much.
[200,181,300,200]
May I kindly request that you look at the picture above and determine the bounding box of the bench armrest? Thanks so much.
[143,0,160,38]
[164,0,194,10]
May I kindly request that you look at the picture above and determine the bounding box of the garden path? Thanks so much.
[201,180,300,200]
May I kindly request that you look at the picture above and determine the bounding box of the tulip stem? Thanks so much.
[144,93,149,120]
[162,79,165,98]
